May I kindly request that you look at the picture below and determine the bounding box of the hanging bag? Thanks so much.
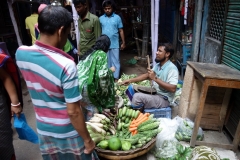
[13,113,39,144]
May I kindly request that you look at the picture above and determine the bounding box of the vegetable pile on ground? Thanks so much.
[153,140,229,160]
[86,107,162,151]
[175,119,204,142]
[153,140,192,160]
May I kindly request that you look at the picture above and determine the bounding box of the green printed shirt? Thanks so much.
[77,50,115,112]
[78,12,101,55]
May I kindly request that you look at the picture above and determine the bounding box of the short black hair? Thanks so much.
[65,5,72,14]
[32,3,40,14]
[72,0,86,5]
[159,43,174,59]
[102,0,116,11]
[38,6,73,35]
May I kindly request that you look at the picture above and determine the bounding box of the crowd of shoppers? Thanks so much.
[2,0,125,158]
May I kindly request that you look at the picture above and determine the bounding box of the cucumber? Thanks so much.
[146,137,152,142]
[128,109,133,117]
[117,119,122,130]
[131,110,136,118]
[178,132,183,140]
[92,136,104,144]
[123,123,130,128]
[140,140,146,145]
[125,108,130,117]
[135,143,143,148]
[134,110,140,118]
[122,106,127,116]
[183,136,191,141]
[124,138,138,145]
[122,116,126,121]
[125,117,130,124]
[175,133,180,140]
[119,108,123,117]
[131,134,143,139]
[139,137,147,141]
[90,133,102,138]
[131,146,136,149]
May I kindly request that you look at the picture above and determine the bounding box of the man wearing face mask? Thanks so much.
[121,43,179,109]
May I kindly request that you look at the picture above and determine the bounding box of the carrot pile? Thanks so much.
[129,112,150,135]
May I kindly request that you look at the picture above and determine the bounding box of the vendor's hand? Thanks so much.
[110,66,116,72]
[120,42,126,50]
[120,79,131,86]
[147,68,156,80]
[11,105,22,117]
[84,138,95,154]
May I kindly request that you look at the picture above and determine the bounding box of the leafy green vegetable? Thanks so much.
[121,141,132,151]
[97,140,109,149]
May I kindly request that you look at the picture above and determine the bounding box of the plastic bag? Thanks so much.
[14,114,39,144]
[154,140,179,159]
[156,118,179,148]
[174,116,204,142]
[170,88,182,107]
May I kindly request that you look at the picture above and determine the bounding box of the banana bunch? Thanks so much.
[86,113,116,144]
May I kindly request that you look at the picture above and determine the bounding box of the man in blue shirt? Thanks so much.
[99,0,126,82]
[121,43,179,109]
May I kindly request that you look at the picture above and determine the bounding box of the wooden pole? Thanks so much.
[147,55,153,95]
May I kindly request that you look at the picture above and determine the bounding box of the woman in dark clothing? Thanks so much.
[0,46,23,160]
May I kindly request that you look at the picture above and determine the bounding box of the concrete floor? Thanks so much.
[13,49,240,160]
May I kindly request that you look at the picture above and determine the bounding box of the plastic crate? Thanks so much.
[144,107,172,119]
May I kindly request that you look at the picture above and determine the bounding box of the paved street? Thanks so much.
[13,81,42,160]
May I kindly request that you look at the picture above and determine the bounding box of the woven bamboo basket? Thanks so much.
[95,137,156,160]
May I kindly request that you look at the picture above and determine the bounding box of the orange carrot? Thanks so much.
[136,113,144,120]
[135,113,148,123]
[135,117,149,126]
[129,127,137,132]
[132,130,138,135]
[129,124,137,128]
[130,119,137,125]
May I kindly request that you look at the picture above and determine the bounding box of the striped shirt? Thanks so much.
[16,41,82,138]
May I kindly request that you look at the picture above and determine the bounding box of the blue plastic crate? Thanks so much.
[144,107,172,119]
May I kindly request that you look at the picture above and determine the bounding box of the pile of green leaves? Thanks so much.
[153,140,192,160]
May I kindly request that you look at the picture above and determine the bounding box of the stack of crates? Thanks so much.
[144,107,172,119]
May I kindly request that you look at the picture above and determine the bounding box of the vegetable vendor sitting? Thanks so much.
[121,43,179,109]
[77,35,115,121]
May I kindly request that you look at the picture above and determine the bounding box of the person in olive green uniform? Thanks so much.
[73,0,101,56]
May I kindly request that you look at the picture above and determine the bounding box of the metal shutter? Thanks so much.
[221,0,240,137]
[221,0,240,70]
